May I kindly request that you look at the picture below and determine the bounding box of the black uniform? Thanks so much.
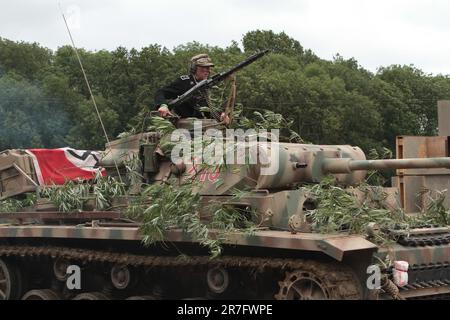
[154,74,209,118]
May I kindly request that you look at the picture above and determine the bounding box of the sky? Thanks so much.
[2,0,450,75]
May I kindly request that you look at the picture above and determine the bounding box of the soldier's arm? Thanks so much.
[154,76,190,110]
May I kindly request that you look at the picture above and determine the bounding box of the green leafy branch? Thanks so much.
[41,180,90,212]
[126,183,255,258]
[303,176,450,244]
[41,172,126,212]
[0,193,37,213]
[414,189,450,226]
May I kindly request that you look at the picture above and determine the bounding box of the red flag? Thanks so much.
[26,148,104,185]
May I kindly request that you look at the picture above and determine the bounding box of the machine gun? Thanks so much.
[168,49,269,108]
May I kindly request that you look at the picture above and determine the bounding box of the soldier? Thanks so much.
[154,54,230,124]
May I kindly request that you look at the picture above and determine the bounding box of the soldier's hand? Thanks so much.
[158,104,174,118]
[220,112,231,125]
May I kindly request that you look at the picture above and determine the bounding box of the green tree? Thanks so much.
[377,65,445,136]
[1,32,450,156]
[0,37,52,80]
[0,73,70,149]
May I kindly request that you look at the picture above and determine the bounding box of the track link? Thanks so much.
[0,244,362,300]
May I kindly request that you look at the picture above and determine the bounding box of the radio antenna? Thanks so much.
[59,4,123,183]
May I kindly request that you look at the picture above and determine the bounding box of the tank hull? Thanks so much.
[0,213,449,300]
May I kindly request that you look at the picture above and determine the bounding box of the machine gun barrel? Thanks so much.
[169,49,269,107]
[322,157,450,174]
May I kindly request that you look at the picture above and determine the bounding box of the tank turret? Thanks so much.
[193,141,450,196]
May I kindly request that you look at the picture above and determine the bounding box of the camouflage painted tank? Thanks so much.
[1,102,450,300]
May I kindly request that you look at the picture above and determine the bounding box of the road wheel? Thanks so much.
[72,292,110,300]
[0,259,24,300]
[22,289,62,300]
[275,261,362,300]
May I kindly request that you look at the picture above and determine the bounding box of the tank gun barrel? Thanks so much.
[251,144,450,190]
[322,157,450,174]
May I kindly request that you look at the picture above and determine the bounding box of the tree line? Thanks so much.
[1,30,449,153]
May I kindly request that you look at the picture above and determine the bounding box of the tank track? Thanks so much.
[408,293,450,300]
[0,244,362,300]
[391,230,450,297]
[380,262,450,299]
[402,262,450,289]
[397,234,450,246]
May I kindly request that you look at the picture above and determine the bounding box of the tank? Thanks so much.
[1,108,450,301]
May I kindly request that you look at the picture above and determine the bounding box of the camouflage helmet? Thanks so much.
[189,54,214,73]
